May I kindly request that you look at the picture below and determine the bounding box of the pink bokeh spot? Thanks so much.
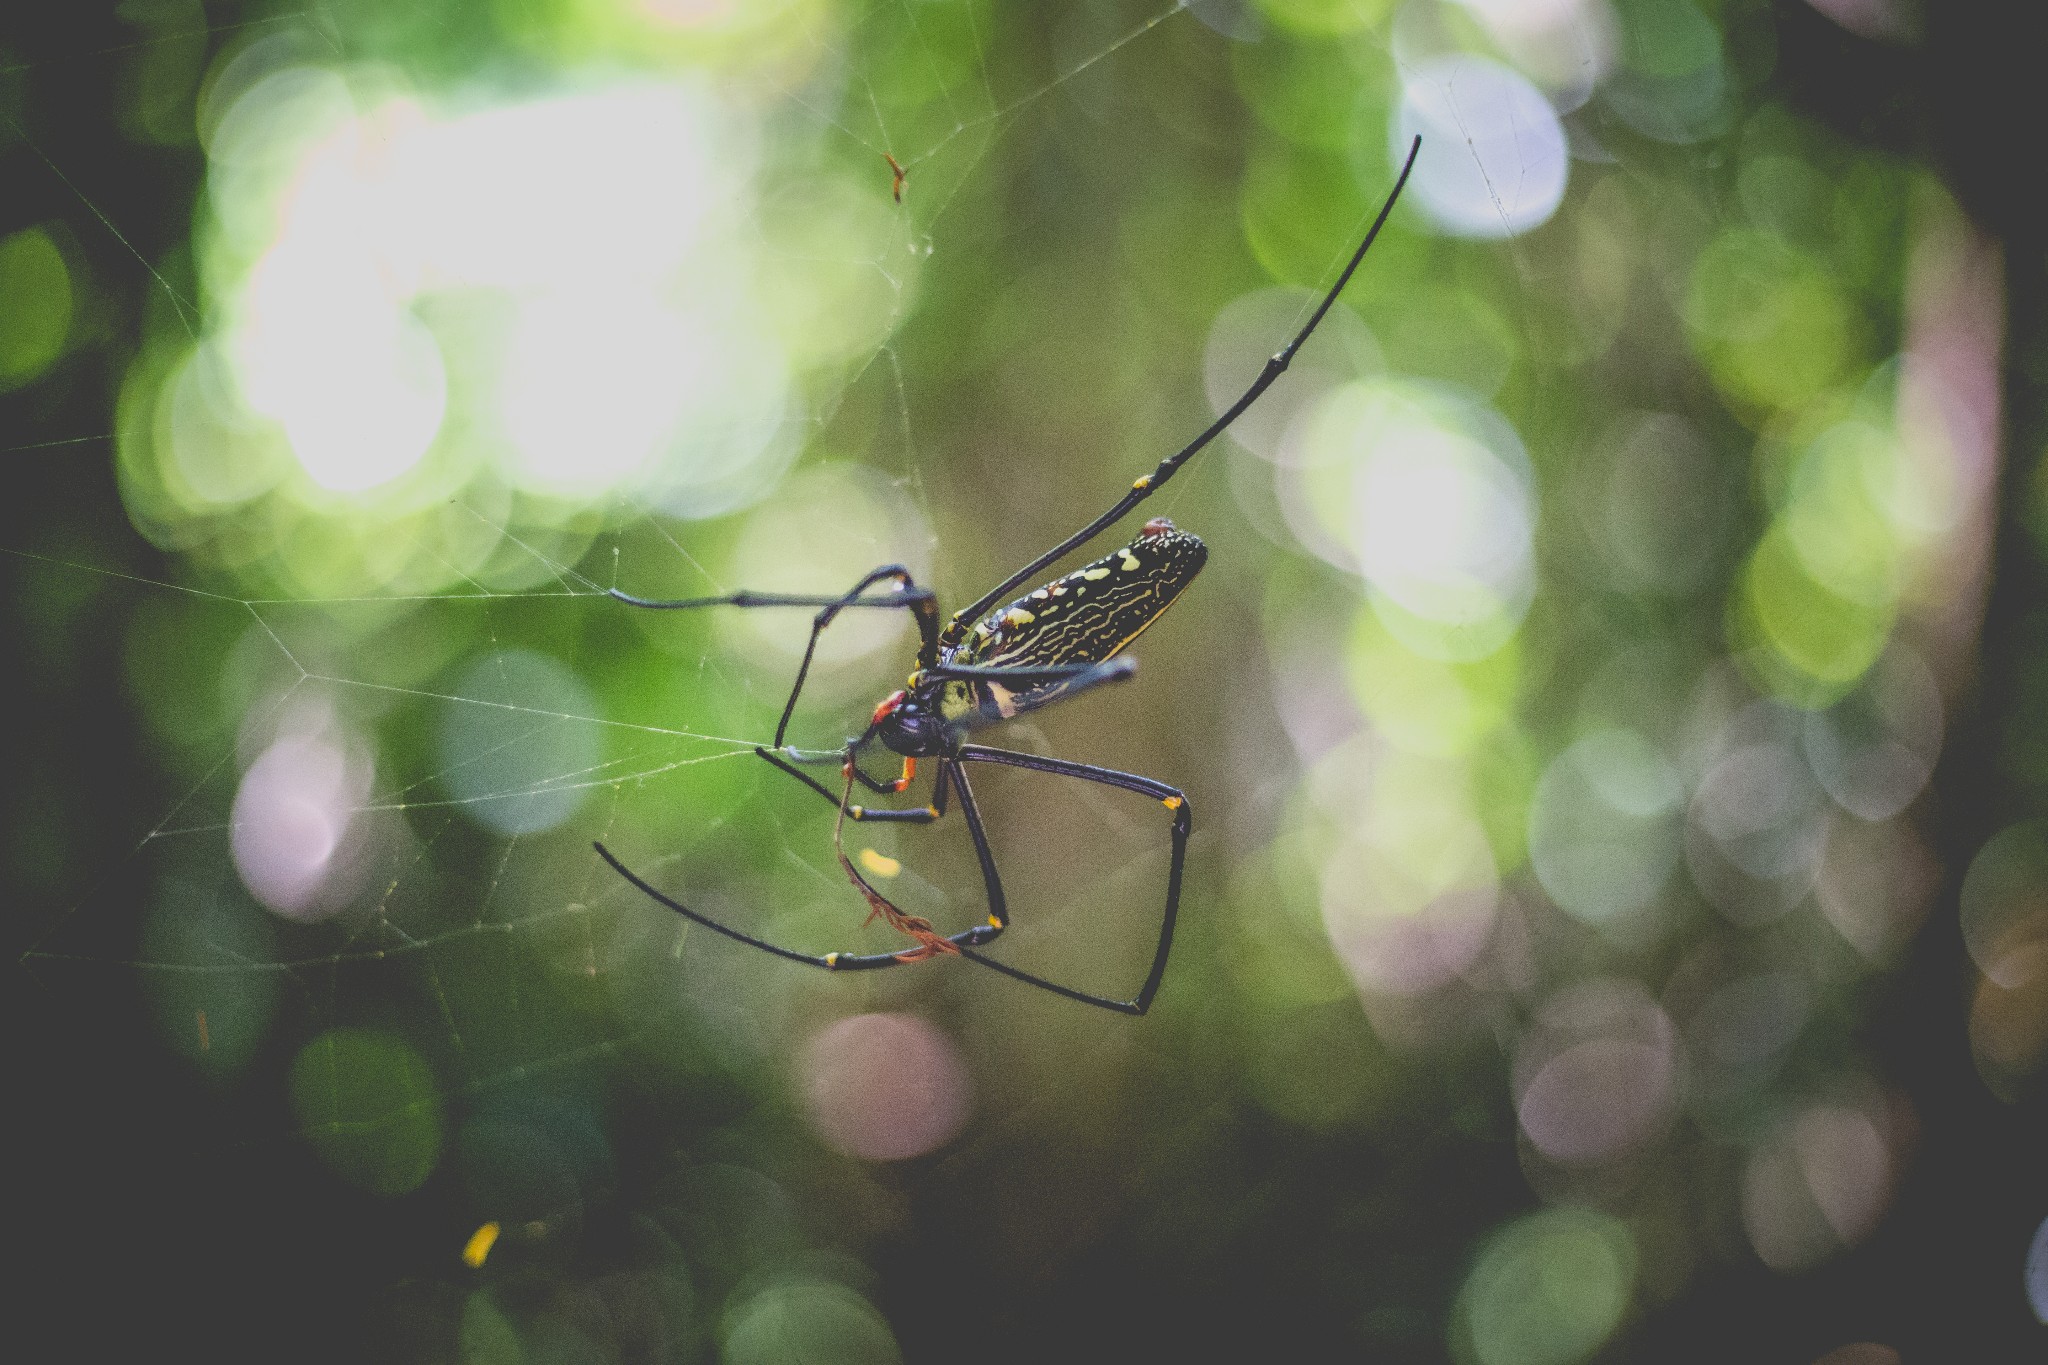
[801,1013,972,1162]
[1517,1037,1673,1164]
[230,731,371,920]
[1513,979,1677,1165]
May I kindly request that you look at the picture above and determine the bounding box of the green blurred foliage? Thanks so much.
[9,0,2032,1359]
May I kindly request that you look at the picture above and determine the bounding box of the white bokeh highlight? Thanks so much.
[1283,379,1537,657]
[1394,55,1569,239]
[196,64,790,504]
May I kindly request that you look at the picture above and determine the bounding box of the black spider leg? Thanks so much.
[611,567,941,794]
[757,658,1136,807]
[950,744,1190,1016]
[818,660,1143,962]
[753,658,1141,953]
[592,658,1148,973]
[926,658,1138,687]
[757,658,1138,818]
[760,741,912,798]
[603,566,961,948]
[609,564,941,745]
[593,761,1001,968]
[758,746,925,802]
[595,843,993,970]
[941,134,1420,647]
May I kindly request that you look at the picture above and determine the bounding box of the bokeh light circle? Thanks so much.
[801,1013,972,1162]
[1602,0,1731,144]
[141,882,280,1083]
[231,727,374,920]
[1740,1103,1894,1272]
[723,1279,901,1365]
[1453,1206,1636,1365]
[288,1027,444,1195]
[1802,646,1942,821]
[1527,730,1683,929]
[1320,804,1500,997]
[434,650,601,835]
[0,226,75,391]
[1393,55,1568,239]
[1284,378,1536,657]
[184,68,805,515]
[1446,0,1619,113]
[1959,821,2048,988]
[1686,733,1828,925]
[1686,971,1810,1096]
[1514,980,1677,1166]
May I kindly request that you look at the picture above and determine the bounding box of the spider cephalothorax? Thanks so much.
[594,139,1419,1015]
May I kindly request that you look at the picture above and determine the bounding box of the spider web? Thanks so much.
[7,0,1267,1072]
[2,1,1623,1355]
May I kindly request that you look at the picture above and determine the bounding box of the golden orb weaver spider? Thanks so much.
[595,137,1419,1015]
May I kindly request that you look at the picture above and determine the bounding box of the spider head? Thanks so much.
[870,687,947,757]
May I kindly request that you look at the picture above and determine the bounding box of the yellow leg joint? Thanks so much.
[848,805,864,819]
[1133,475,1152,490]
[824,952,840,968]
[987,915,1002,928]
[1162,794,1183,809]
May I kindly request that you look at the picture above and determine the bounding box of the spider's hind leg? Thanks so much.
[950,744,1189,1016]
[593,841,995,971]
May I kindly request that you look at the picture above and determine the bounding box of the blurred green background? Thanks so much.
[6,0,2047,1359]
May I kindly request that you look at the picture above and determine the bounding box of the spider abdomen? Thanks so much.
[944,518,1207,719]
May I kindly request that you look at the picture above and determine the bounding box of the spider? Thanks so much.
[595,136,1419,1015]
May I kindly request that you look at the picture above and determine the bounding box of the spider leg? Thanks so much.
[600,744,1199,991]
[608,565,941,747]
[754,745,945,822]
[593,840,995,971]
[950,744,1189,1016]
[941,136,1419,646]
[761,746,913,792]
[593,752,1000,968]
[934,657,1138,733]
[943,760,1005,950]
[926,657,1136,687]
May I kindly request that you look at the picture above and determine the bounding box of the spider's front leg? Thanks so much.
[606,563,941,750]
[754,743,941,814]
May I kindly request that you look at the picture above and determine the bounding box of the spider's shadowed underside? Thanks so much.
[595,136,1419,1015]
